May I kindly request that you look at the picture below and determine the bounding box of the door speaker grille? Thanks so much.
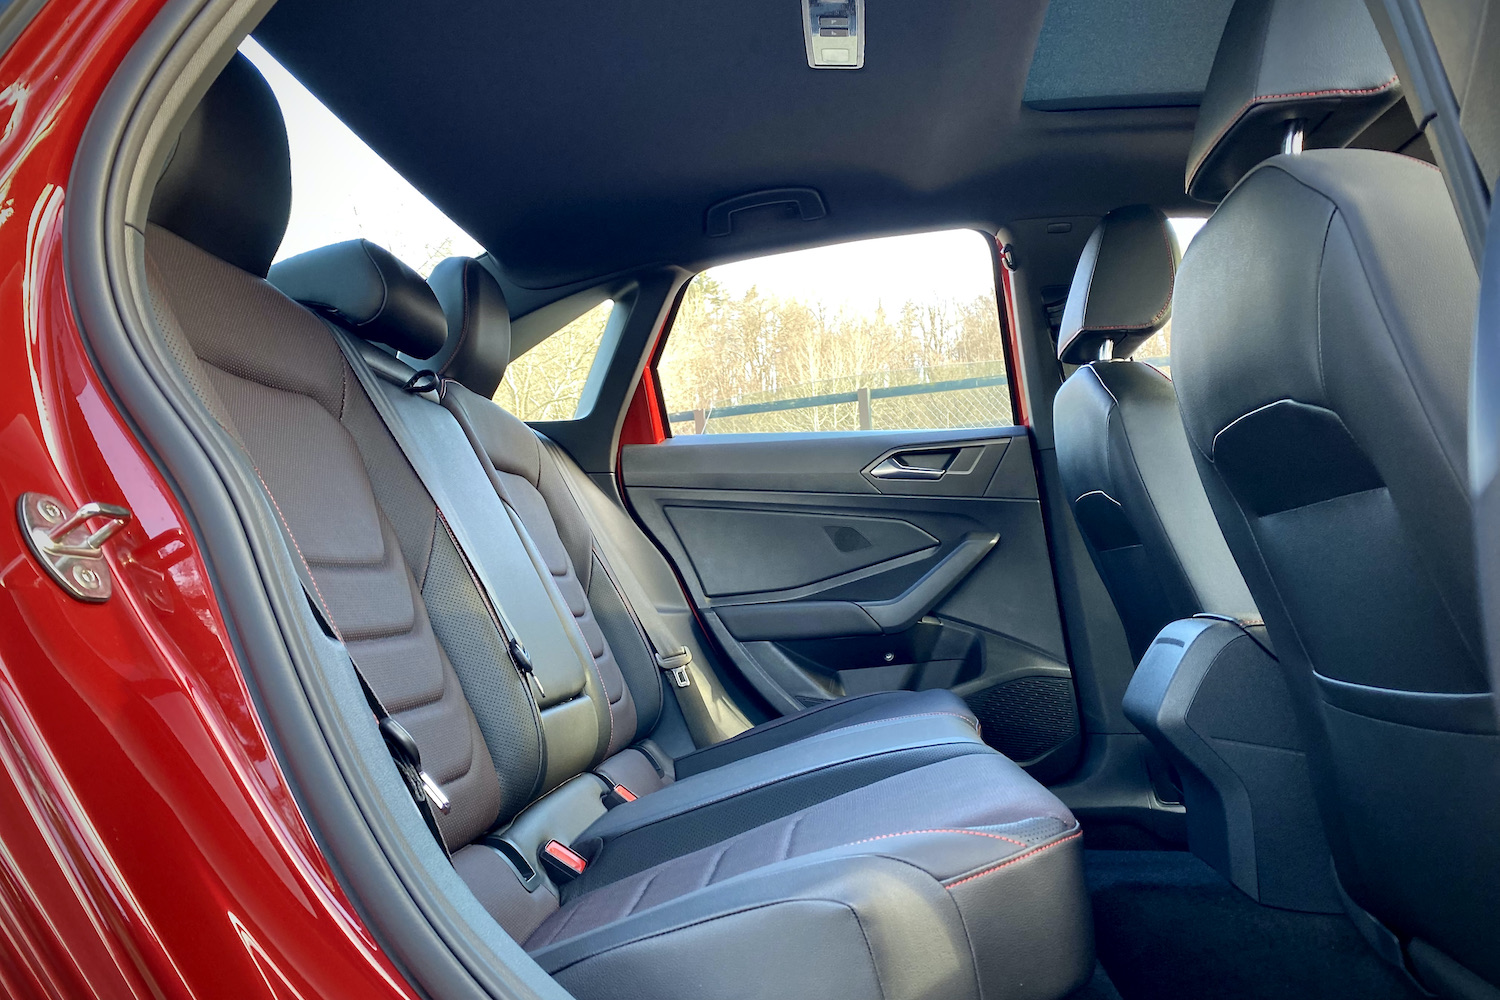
[965,677,1078,763]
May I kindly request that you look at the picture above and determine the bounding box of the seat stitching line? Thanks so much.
[1186,78,1400,190]
[701,845,731,889]
[252,464,338,633]
[439,263,474,376]
[943,830,1082,889]
[1078,214,1178,333]
[540,890,589,946]
[780,812,805,860]
[624,869,661,917]
[621,739,982,825]
[847,828,1029,848]
[1084,363,1120,406]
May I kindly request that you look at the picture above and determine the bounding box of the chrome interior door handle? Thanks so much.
[869,457,947,480]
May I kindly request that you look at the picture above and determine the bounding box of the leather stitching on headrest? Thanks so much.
[1186,76,1399,193]
[439,260,475,376]
[1078,216,1177,334]
[356,240,392,328]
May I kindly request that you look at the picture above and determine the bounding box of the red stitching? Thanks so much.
[796,712,981,739]
[847,828,1029,848]
[252,465,341,640]
[1187,77,1400,190]
[944,830,1082,889]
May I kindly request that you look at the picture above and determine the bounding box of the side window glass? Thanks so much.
[1133,217,1207,377]
[241,39,482,274]
[493,300,614,421]
[658,231,1011,435]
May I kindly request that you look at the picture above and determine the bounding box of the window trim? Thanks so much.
[650,228,1023,437]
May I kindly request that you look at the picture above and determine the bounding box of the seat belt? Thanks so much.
[538,438,751,747]
[264,487,452,857]
[324,330,599,718]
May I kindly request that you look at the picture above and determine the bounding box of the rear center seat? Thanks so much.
[141,52,1092,1000]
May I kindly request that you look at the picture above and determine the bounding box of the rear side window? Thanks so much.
[493,300,615,421]
[658,231,1012,435]
[1133,217,1207,377]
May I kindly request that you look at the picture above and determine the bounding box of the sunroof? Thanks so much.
[1023,0,1235,111]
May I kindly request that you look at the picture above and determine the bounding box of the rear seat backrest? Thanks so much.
[269,239,631,783]
[141,62,519,849]
[427,256,669,745]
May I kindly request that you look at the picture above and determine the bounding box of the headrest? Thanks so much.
[1057,205,1180,365]
[148,53,291,277]
[1185,0,1401,203]
[427,256,512,396]
[267,240,448,358]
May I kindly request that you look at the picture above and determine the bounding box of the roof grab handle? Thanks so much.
[705,187,827,237]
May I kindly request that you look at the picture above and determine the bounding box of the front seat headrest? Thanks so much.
[148,52,291,277]
[1057,205,1180,366]
[267,240,448,358]
[1185,0,1401,203]
[427,256,511,397]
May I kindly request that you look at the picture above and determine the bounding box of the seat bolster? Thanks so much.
[673,687,978,778]
[531,817,1089,1000]
[574,713,990,851]
[535,853,983,1000]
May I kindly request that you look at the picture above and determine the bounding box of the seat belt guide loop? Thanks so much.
[656,646,693,688]
[379,716,452,814]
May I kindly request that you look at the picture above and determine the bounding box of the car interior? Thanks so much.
[68,0,1500,997]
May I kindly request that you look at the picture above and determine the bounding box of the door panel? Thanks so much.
[622,427,1081,778]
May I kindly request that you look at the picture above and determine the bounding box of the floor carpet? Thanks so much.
[1085,850,1423,1000]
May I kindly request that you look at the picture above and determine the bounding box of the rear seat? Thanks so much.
[423,253,991,772]
[142,52,1092,1000]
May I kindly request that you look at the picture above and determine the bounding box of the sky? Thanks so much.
[242,38,1206,300]
[240,38,483,272]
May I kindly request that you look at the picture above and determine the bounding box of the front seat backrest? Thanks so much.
[1053,205,1257,662]
[1170,0,1498,994]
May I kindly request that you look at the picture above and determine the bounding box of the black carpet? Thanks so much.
[1068,963,1126,1000]
[1085,850,1424,1000]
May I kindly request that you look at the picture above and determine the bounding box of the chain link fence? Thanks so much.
[668,360,1013,435]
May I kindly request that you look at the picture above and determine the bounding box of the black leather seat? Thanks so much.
[1169,0,1499,994]
[1053,205,1258,661]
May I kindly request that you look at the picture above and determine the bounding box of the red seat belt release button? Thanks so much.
[601,780,638,809]
[540,840,588,882]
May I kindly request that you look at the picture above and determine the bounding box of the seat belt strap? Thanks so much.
[327,331,598,714]
[538,438,749,747]
[265,484,452,857]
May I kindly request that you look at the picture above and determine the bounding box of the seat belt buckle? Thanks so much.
[656,646,693,688]
[540,839,588,883]
[601,782,638,808]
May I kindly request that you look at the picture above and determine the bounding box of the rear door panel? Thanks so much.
[621,426,1081,778]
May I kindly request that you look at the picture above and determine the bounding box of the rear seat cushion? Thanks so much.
[672,687,981,778]
[528,753,1090,1000]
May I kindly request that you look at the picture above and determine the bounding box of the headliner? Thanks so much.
[254,0,1209,293]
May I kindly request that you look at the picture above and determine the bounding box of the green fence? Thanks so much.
[667,361,1014,435]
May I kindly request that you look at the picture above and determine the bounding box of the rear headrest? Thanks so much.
[148,52,291,277]
[267,240,448,358]
[427,256,511,396]
[1057,205,1179,365]
[1185,0,1401,203]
